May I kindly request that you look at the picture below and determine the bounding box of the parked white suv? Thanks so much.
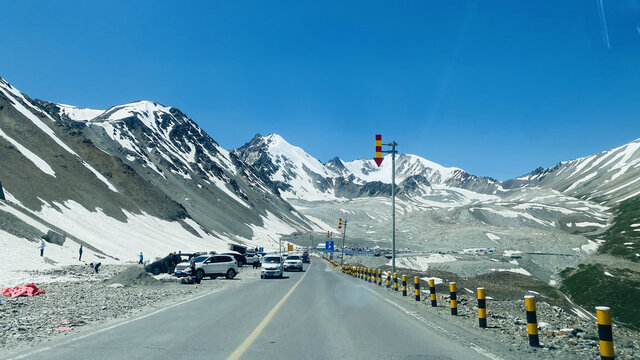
[284,254,303,272]
[261,255,284,278]
[195,255,238,279]
[173,255,209,277]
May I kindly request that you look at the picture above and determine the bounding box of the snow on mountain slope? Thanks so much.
[0,78,119,192]
[340,154,460,185]
[1,78,316,276]
[505,138,640,205]
[57,103,105,121]
[235,134,339,200]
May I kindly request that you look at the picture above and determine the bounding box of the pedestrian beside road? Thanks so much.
[39,241,45,257]
[79,245,83,261]
[190,257,201,284]
[138,252,143,264]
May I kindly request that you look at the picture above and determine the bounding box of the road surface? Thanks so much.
[6,260,522,360]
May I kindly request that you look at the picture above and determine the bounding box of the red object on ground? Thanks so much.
[1,283,45,298]
[56,327,73,331]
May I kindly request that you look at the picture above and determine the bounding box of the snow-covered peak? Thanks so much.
[262,133,338,179]
[342,154,462,185]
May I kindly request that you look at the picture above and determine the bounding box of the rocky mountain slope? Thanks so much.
[503,139,640,205]
[0,77,319,285]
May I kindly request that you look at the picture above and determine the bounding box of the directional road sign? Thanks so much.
[374,134,384,167]
[325,241,334,253]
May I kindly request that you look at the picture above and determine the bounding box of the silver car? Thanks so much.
[284,255,303,272]
[261,255,284,278]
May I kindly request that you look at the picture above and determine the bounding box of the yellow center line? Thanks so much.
[226,262,313,360]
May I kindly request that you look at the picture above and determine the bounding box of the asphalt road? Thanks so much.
[6,260,519,360]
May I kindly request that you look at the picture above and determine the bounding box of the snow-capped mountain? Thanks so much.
[504,139,640,205]
[235,133,501,201]
[0,77,318,279]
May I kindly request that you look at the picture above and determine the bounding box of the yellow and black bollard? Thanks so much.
[386,272,391,288]
[525,295,540,347]
[449,282,457,315]
[596,306,615,360]
[368,268,372,283]
[414,276,420,301]
[393,273,398,292]
[429,279,437,307]
[402,275,407,296]
[477,287,487,328]
[378,269,382,286]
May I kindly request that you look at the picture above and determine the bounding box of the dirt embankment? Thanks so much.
[0,265,253,352]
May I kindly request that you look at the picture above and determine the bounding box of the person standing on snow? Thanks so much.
[39,241,46,257]
[79,245,83,261]
[138,252,143,264]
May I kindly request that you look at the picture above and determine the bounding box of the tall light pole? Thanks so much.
[340,219,348,267]
[374,135,397,275]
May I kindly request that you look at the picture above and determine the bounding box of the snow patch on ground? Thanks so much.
[492,268,532,276]
[580,240,601,253]
[420,277,443,285]
[0,129,56,177]
[485,232,500,243]
[390,254,456,272]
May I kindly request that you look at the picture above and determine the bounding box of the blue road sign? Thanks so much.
[325,241,334,253]
[259,247,264,252]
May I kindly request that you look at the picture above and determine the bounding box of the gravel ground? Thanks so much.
[0,264,257,352]
[339,260,640,360]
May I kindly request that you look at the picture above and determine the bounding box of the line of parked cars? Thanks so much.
[144,247,311,281]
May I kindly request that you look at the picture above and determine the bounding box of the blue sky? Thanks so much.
[2,0,639,180]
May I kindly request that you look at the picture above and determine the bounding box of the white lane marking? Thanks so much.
[226,263,312,360]
[8,288,225,360]
[363,286,504,360]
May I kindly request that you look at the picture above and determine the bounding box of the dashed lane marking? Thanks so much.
[226,262,312,360]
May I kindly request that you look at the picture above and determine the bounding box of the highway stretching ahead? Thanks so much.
[6,260,528,360]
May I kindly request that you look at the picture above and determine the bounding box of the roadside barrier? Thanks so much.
[339,265,617,355]
[429,279,437,307]
[477,287,487,328]
[596,307,614,360]
[402,275,407,296]
[524,295,540,347]
[450,282,457,316]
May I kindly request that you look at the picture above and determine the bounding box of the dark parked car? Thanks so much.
[220,251,247,267]
[145,253,195,275]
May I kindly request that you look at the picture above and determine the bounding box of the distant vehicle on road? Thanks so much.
[194,255,238,279]
[261,255,284,279]
[145,253,196,275]
[284,255,303,272]
[221,251,247,267]
[301,253,310,263]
